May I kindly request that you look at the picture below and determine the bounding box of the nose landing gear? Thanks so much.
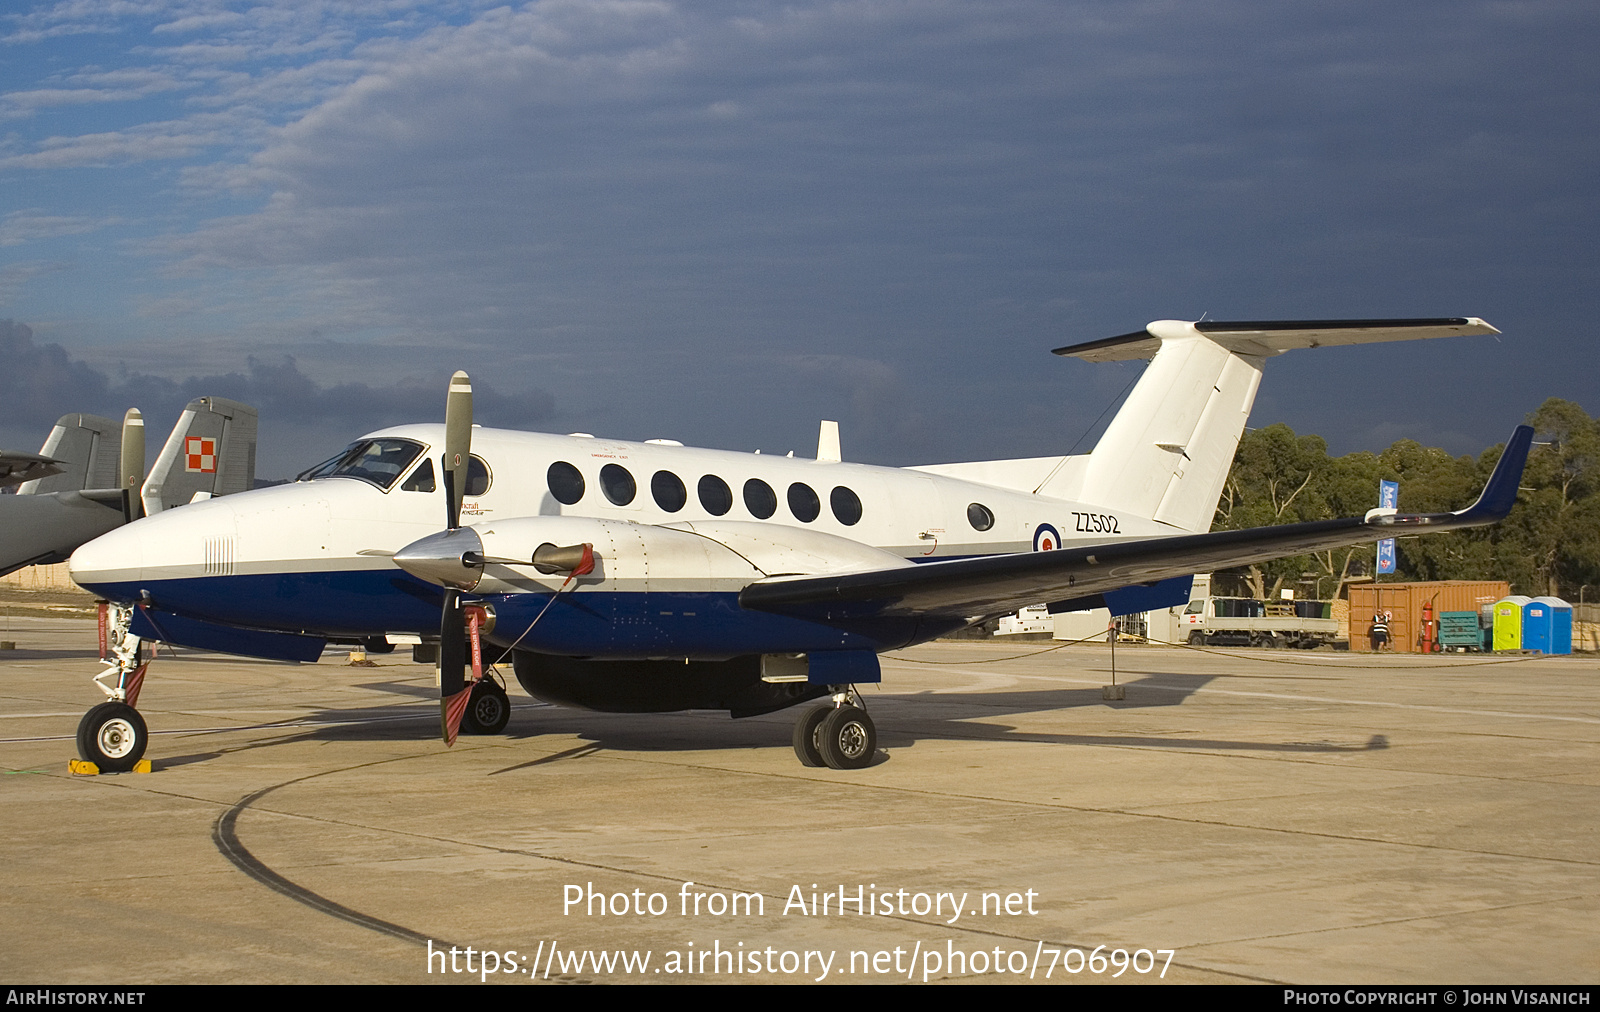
[77,702,147,772]
[76,603,150,771]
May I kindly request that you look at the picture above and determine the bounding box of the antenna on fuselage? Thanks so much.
[817,420,841,463]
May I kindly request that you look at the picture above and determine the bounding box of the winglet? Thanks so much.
[1369,424,1534,531]
[1453,424,1533,522]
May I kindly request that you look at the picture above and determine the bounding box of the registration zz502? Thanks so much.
[1071,512,1120,534]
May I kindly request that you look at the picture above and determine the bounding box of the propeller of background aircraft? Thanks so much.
[120,408,144,522]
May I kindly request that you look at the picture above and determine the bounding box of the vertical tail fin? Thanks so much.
[1043,318,1498,532]
[140,397,259,514]
[16,413,120,495]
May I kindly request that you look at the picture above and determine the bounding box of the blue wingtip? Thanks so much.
[1460,424,1534,521]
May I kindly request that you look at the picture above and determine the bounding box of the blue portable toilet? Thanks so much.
[1533,597,1572,655]
[1521,599,1552,654]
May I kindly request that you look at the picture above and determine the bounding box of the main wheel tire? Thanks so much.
[817,705,876,770]
[792,704,831,767]
[76,702,147,772]
[461,680,510,735]
[362,636,395,655]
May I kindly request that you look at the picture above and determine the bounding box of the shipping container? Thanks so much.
[1349,581,1511,653]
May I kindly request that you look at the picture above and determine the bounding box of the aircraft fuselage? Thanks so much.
[70,423,1173,657]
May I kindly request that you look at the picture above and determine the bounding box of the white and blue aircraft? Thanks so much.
[68,318,1530,771]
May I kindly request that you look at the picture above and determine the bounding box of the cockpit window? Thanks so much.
[297,439,425,491]
[402,458,436,492]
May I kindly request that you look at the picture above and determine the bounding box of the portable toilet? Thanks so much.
[1533,597,1572,655]
[1521,599,1552,654]
[1492,596,1532,651]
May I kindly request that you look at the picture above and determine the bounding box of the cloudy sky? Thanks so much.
[2,1,1596,479]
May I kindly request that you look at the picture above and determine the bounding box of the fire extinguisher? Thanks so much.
[1420,600,1437,653]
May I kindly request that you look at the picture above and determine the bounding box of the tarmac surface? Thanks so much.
[1,616,1596,985]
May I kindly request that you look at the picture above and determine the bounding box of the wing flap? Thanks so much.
[740,426,1532,621]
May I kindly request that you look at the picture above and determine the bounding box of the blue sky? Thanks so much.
[3,1,1597,478]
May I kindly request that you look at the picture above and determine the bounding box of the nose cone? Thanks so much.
[70,518,147,598]
[393,527,484,591]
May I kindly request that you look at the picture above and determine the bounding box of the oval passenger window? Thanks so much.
[967,502,995,531]
[744,478,777,519]
[788,482,820,523]
[547,462,585,505]
[831,486,862,526]
[600,463,636,506]
[698,475,733,516]
[652,470,687,512]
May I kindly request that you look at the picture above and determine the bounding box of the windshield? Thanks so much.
[296,439,426,491]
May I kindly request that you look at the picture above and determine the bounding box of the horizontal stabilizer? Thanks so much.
[16,413,120,495]
[0,451,65,489]
[1054,318,1499,363]
[742,425,1532,622]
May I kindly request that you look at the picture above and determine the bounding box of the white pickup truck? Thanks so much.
[1179,577,1339,649]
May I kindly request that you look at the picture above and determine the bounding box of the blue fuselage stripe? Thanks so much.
[80,571,945,657]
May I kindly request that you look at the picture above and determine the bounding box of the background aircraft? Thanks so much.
[1,398,259,578]
[69,319,1527,772]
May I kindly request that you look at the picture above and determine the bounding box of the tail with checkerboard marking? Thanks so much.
[140,397,258,514]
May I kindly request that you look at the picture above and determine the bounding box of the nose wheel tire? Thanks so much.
[817,705,877,770]
[461,680,510,735]
[792,704,832,767]
[76,702,147,772]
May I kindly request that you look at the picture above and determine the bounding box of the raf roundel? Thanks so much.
[185,437,217,474]
[1033,523,1060,552]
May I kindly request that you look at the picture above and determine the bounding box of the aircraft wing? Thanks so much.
[0,451,65,489]
[740,425,1533,621]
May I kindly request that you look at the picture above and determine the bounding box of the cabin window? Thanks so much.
[787,482,820,523]
[652,470,687,512]
[464,456,491,496]
[967,502,994,531]
[830,486,862,526]
[600,463,636,506]
[743,478,777,519]
[401,458,435,492]
[698,475,733,515]
[547,461,585,505]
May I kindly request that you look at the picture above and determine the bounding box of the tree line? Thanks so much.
[1211,399,1600,602]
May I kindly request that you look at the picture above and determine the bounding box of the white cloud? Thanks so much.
[0,209,123,245]
[0,120,225,167]
[5,1,1598,462]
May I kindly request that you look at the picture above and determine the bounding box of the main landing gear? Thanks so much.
[76,603,149,771]
[792,689,878,770]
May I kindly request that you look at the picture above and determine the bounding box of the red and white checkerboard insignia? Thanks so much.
[185,437,217,473]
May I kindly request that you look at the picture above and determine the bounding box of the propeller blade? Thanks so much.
[439,588,469,745]
[120,408,145,521]
[443,370,473,530]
